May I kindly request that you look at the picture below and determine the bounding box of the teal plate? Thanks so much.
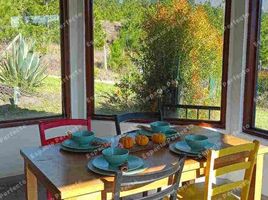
[92,155,144,173]
[61,137,107,150]
[169,143,198,157]
[60,146,102,153]
[88,161,148,176]
[174,141,214,155]
[137,129,178,138]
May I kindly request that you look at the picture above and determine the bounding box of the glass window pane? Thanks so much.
[0,0,63,121]
[94,0,226,121]
[255,1,268,130]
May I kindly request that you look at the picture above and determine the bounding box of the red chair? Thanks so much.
[39,118,91,146]
[38,118,91,200]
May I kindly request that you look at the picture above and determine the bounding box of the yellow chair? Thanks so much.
[178,140,260,200]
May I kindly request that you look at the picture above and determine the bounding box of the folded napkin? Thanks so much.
[67,131,73,138]
[91,141,102,146]
[119,162,129,172]
[91,141,111,148]
[137,125,152,132]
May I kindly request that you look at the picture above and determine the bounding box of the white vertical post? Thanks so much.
[104,44,108,70]
[69,0,87,118]
[225,0,249,134]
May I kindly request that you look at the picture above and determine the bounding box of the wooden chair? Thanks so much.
[115,112,162,135]
[39,118,91,146]
[39,118,91,200]
[113,156,186,200]
[178,140,260,200]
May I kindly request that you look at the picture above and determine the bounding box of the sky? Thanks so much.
[263,1,268,12]
[195,0,223,7]
[195,0,268,12]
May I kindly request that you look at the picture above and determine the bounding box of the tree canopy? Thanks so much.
[132,0,223,108]
[260,12,268,67]
[0,0,60,53]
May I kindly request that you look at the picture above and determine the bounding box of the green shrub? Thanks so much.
[0,35,47,92]
[257,92,268,108]
[257,71,268,108]
[101,0,224,111]
[100,70,140,112]
[0,0,60,54]
[132,0,223,108]
[260,13,268,67]
[257,71,268,95]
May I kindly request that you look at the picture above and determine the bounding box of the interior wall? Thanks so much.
[0,121,133,178]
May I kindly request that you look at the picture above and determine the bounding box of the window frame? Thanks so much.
[243,0,268,138]
[0,0,71,128]
[85,0,232,128]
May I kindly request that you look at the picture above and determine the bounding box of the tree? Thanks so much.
[130,0,223,109]
[94,0,147,72]
[202,2,224,33]
[260,12,268,67]
[0,0,60,54]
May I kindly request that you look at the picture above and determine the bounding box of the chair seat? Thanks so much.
[177,182,240,200]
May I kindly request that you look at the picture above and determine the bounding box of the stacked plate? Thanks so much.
[136,129,178,138]
[169,140,214,157]
[88,155,147,176]
[136,121,179,139]
[60,137,108,153]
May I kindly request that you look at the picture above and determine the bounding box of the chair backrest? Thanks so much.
[113,156,185,200]
[39,118,91,146]
[115,112,162,135]
[204,140,260,200]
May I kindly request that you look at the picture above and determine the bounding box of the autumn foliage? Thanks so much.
[136,0,223,107]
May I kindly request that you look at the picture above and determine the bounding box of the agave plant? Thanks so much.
[0,35,47,92]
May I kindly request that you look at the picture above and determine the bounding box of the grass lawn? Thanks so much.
[0,77,117,120]
[255,107,268,130]
[0,76,62,120]
[94,81,117,114]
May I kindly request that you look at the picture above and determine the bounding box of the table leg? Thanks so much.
[25,163,38,200]
[249,154,264,200]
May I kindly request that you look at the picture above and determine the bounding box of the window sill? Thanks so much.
[0,115,65,128]
[243,128,268,139]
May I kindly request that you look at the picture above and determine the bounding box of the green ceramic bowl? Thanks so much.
[71,130,95,146]
[185,134,208,151]
[102,147,129,167]
[164,129,177,137]
[150,121,170,133]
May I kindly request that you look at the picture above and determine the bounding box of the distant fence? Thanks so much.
[162,104,221,121]
[260,68,268,72]
[11,15,59,28]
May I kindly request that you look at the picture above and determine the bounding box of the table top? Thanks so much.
[20,126,268,199]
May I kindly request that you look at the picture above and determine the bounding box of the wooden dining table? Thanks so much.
[20,126,268,200]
